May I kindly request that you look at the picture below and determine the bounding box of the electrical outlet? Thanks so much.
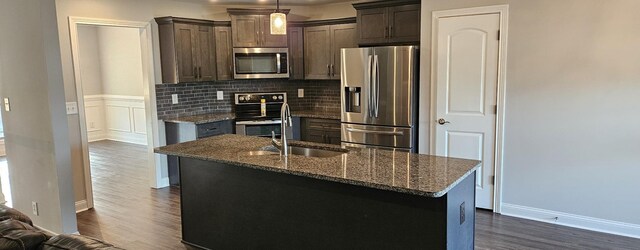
[66,102,78,115]
[217,91,224,100]
[171,94,179,104]
[4,97,10,111]
[32,202,39,216]
[298,89,304,98]
[459,202,465,225]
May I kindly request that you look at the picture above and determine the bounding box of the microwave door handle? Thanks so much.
[276,53,281,74]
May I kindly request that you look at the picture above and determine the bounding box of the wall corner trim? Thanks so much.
[501,203,640,239]
[75,200,89,213]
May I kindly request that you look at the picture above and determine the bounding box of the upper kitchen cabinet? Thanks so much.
[156,17,217,83]
[228,9,290,48]
[288,23,304,80]
[353,0,421,46]
[304,18,357,80]
[214,22,233,80]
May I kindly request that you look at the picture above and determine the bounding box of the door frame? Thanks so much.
[68,17,165,211]
[429,5,509,213]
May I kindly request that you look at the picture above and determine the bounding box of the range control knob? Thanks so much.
[272,95,278,100]
[278,96,284,100]
[239,96,245,101]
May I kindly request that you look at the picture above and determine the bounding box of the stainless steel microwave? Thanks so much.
[233,48,289,79]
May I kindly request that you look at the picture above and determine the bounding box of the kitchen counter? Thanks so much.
[156,134,480,249]
[162,110,340,125]
[155,134,478,197]
[162,112,235,124]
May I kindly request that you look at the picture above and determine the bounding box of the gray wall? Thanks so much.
[420,0,640,225]
[0,0,78,233]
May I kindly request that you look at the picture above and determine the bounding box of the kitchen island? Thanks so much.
[155,134,480,249]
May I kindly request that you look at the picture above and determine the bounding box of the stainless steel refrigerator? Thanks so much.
[341,46,418,152]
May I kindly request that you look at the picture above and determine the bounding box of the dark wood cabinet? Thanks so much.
[156,17,218,84]
[214,23,233,80]
[288,25,304,80]
[300,118,341,145]
[304,18,357,80]
[354,0,421,46]
[229,9,289,48]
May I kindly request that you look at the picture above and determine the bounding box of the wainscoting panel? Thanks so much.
[84,95,147,145]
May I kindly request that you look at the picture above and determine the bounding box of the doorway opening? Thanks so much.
[69,17,164,214]
[0,111,11,207]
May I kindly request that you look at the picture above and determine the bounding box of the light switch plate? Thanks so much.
[171,94,179,104]
[66,102,78,115]
[298,89,304,98]
[3,98,10,111]
[217,91,224,100]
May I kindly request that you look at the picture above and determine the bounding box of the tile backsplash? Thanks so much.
[155,80,341,119]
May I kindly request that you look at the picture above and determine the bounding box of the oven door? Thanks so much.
[235,120,283,138]
[234,48,289,79]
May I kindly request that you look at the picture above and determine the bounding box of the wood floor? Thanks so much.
[77,140,640,250]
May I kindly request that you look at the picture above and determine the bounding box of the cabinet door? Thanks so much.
[356,8,388,45]
[288,26,304,80]
[215,26,233,80]
[304,26,332,80]
[330,23,357,80]
[388,4,421,44]
[174,23,198,82]
[261,17,288,47]
[196,25,217,81]
[231,15,261,47]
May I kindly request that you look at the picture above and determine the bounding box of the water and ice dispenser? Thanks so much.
[344,87,361,113]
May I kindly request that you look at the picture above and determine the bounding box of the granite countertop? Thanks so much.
[155,134,480,197]
[291,110,341,120]
[162,110,340,124]
[162,112,236,125]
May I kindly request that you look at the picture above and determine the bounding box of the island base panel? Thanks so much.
[180,157,475,249]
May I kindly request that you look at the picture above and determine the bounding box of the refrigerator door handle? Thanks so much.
[367,55,374,118]
[346,127,404,136]
[373,55,380,118]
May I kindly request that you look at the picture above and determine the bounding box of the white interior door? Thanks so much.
[434,13,500,209]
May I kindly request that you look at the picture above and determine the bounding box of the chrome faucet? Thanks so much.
[272,102,293,156]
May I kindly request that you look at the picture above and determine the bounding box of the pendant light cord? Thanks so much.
[276,0,280,13]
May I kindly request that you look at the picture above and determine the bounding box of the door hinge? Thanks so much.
[497,30,501,40]
[491,175,496,185]
[493,105,498,114]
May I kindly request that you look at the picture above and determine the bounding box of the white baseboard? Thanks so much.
[501,203,640,239]
[34,225,59,236]
[75,200,89,213]
[108,130,147,145]
[155,177,170,189]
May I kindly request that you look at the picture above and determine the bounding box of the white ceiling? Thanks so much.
[173,0,355,6]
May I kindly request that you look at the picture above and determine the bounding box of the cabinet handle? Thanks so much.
[331,64,335,77]
[256,30,260,46]
[197,67,201,79]
[327,64,331,76]
[389,26,393,38]
[290,66,293,76]
[384,27,388,38]
[193,67,197,78]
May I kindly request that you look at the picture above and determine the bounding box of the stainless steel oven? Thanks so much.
[234,92,291,138]
[233,48,289,79]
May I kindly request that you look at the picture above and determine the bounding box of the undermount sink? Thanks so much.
[245,146,346,158]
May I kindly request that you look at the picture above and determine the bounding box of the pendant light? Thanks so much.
[270,0,287,35]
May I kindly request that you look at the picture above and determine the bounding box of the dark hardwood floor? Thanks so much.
[78,140,640,250]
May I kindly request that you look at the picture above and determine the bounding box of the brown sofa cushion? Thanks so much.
[42,234,124,250]
[0,219,49,250]
[0,205,33,226]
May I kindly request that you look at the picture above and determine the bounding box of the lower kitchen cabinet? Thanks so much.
[165,120,234,185]
[300,118,341,145]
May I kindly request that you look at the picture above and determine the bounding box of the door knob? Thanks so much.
[437,118,450,125]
